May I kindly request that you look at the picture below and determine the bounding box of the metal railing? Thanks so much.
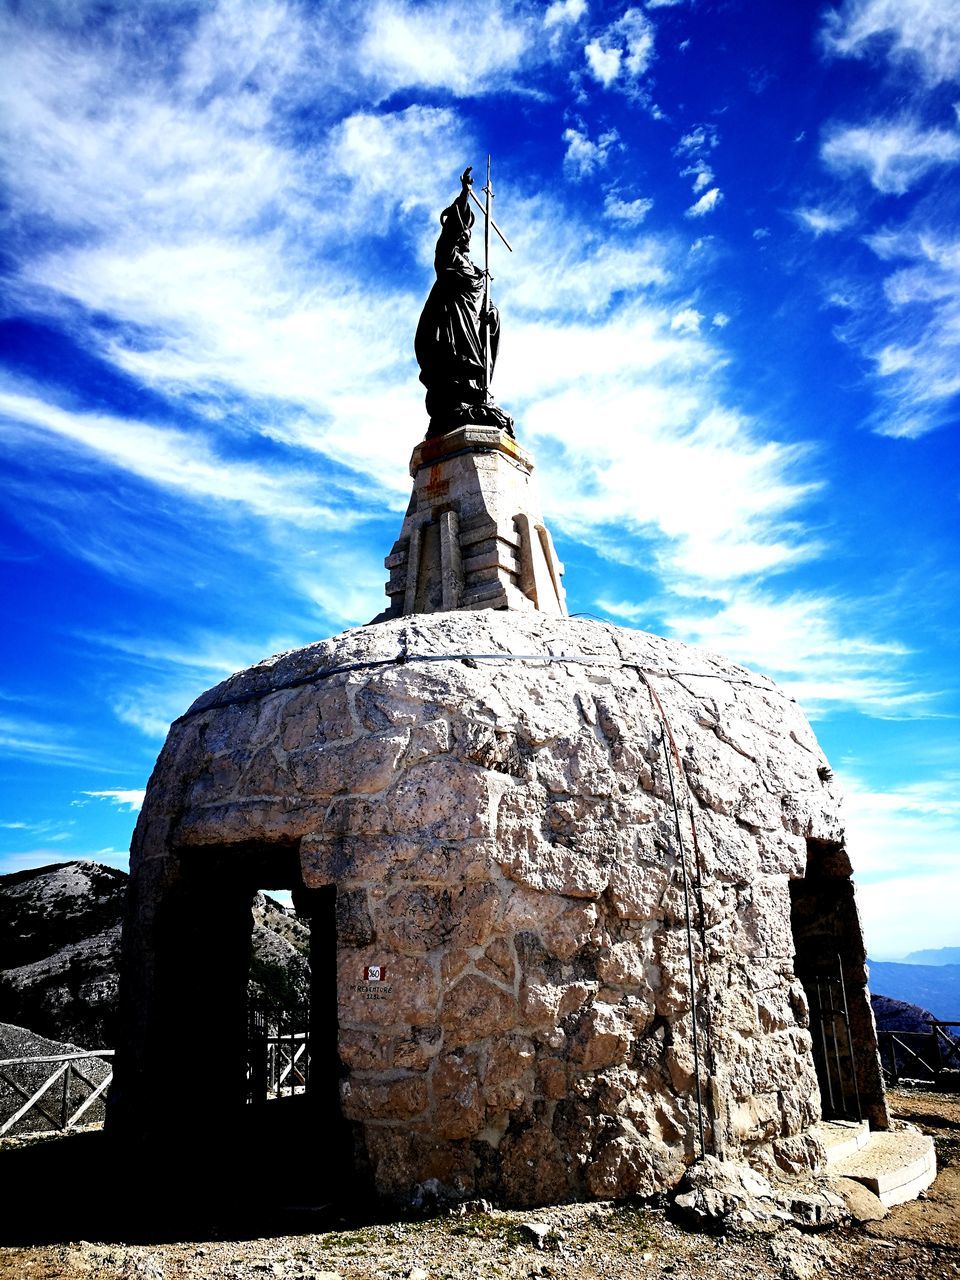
[246,1006,310,1103]
[878,1021,960,1087]
[0,1050,114,1137]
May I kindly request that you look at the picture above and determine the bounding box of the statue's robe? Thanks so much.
[415,199,500,406]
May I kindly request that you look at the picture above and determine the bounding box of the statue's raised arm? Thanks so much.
[414,166,514,441]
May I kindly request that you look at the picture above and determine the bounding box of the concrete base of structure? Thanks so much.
[817,1119,937,1206]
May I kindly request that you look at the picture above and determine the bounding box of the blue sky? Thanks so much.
[1,0,958,959]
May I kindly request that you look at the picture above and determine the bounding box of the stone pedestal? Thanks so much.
[380,426,566,618]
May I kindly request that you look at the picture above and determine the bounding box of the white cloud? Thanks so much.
[359,0,531,96]
[794,206,856,236]
[562,126,620,179]
[0,714,102,769]
[0,389,333,524]
[84,789,146,812]
[666,590,929,718]
[603,193,654,224]
[545,0,587,28]
[753,227,771,240]
[853,227,960,436]
[0,11,478,500]
[585,39,622,86]
[595,598,650,622]
[507,353,822,595]
[671,307,703,333]
[112,689,200,740]
[494,196,669,319]
[711,312,729,328]
[842,773,960,956]
[675,124,718,155]
[682,160,714,193]
[584,7,655,89]
[822,0,960,87]
[686,187,722,217]
[692,166,714,193]
[296,554,388,627]
[821,120,960,194]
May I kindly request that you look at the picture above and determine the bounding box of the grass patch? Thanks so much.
[447,1217,526,1247]
[605,1204,658,1250]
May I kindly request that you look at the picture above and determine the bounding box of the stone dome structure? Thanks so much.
[113,608,888,1206]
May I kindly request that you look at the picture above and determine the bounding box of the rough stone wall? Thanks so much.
[120,613,881,1205]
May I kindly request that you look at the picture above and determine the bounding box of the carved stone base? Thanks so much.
[379,426,566,619]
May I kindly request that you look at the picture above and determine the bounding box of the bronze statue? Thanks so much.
[415,163,514,440]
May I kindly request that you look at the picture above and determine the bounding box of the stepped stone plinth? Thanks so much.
[380,425,566,618]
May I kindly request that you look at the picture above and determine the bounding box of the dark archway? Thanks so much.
[113,840,350,1203]
[789,837,889,1129]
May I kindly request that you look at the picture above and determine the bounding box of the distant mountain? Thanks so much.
[0,861,124,1049]
[0,860,310,1050]
[903,946,960,967]
[868,959,960,1023]
[871,993,941,1034]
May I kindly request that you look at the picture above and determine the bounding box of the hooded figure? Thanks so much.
[415,168,512,440]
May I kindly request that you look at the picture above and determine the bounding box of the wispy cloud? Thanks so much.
[662,589,931,718]
[83,789,146,812]
[562,125,620,180]
[584,7,656,92]
[0,714,102,769]
[0,817,74,842]
[360,0,532,97]
[686,187,722,217]
[843,772,960,956]
[603,193,654,224]
[793,205,856,236]
[0,389,337,523]
[821,120,960,194]
[825,225,960,437]
[822,0,960,87]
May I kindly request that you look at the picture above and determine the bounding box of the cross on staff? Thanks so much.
[466,155,512,397]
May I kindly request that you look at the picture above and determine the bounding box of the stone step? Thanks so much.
[828,1127,937,1207]
[812,1118,871,1163]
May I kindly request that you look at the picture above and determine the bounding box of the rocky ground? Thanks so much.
[0,1086,957,1280]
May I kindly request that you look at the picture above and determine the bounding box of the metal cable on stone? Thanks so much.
[641,674,708,1159]
[175,648,785,724]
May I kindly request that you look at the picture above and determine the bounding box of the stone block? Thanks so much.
[440,974,519,1047]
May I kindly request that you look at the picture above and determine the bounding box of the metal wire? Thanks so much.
[175,646,784,725]
[641,672,708,1161]
[170,634,736,1148]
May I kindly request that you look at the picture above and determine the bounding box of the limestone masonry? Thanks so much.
[117,609,889,1205]
[379,425,566,617]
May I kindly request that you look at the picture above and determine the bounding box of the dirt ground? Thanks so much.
[1,1087,957,1280]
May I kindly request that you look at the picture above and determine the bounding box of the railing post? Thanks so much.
[61,1061,71,1130]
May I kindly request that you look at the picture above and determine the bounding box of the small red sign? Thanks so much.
[364,965,386,982]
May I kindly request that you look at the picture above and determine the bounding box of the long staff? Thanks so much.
[482,154,492,396]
